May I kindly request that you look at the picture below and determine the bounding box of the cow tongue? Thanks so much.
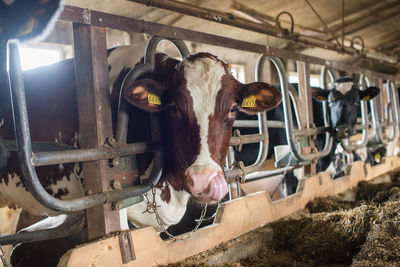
[207,173,228,201]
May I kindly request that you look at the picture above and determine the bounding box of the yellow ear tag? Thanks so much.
[318,96,328,101]
[374,152,381,162]
[148,93,161,105]
[363,95,371,101]
[242,95,256,108]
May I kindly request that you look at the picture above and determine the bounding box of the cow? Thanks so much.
[235,77,380,195]
[0,45,282,248]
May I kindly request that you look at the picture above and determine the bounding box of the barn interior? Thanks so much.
[1,0,400,266]
[25,0,400,79]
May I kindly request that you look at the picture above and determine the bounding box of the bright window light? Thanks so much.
[289,74,298,84]
[19,47,62,70]
[231,64,246,83]
[289,72,321,87]
[310,77,320,87]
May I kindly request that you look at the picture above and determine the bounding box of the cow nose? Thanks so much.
[185,169,228,202]
[335,127,351,138]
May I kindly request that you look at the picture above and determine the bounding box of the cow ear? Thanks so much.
[237,82,281,115]
[123,79,167,112]
[312,88,329,102]
[359,86,380,101]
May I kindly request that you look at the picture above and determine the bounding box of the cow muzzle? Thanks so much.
[185,169,228,203]
[335,126,352,139]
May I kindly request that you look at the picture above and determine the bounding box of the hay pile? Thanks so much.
[171,172,400,266]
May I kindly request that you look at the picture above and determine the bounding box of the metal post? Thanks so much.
[73,24,120,239]
[297,61,316,174]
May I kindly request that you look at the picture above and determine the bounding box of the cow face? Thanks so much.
[312,77,380,139]
[123,53,281,203]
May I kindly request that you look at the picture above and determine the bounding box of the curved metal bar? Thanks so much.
[350,36,365,55]
[116,36,189,143]
[270,56,332,161]
[390,80,400,145]
[0,214,84,245]
[369,78,385,144]
[8,40,164,212]
[340,74,369,151]
[386,80,399,144]
[275,11,294,34]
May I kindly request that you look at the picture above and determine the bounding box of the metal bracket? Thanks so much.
[118,232,136,264]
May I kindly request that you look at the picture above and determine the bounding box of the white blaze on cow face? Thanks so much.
[182,55,228,202]
[184,56,225,172]
[334,81,354,95]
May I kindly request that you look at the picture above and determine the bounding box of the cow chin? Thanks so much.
[185,170,228,203]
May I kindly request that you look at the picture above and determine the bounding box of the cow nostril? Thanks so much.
[344,128,350,136]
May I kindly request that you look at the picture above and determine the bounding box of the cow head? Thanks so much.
[123,53,281,203]
[312,77,380,139]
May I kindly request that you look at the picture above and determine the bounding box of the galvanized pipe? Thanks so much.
[8,41,164,212]
[0,214,84,245]
[116,36,189,143]
[271,56,332,161]
[370,78,385,144]
[389,80,400,145]
[233,120,285,128]
[33,142,159,167]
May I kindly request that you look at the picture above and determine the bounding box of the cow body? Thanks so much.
[0,46,282,235]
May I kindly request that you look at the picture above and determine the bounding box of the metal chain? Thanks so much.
[143,185,208,242]
[0,244,8,267]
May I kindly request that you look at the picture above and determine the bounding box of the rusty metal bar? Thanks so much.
[33,142,158,167]
[304,0,341,47]
[59,6,397,79]
[73,23,121,238]
[127,0,398,66]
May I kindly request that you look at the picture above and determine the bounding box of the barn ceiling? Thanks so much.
[65,0,400,75]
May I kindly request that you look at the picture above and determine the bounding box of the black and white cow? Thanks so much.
[235,77,380,195]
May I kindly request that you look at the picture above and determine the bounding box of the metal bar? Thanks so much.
[342,0,345,51]
[297,60,316,174]
[59,6,397,79]
[230,1,327,37]
[7,41,164,212]
[0,214,84,245]
[233,120,285,128]
[33,142,158,167]
[271,56,333,161]
[229,134,265,146]
[73,23,120,238]
[304,0,342,47]
[128,0,371,61]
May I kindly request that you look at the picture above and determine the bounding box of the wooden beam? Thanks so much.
[328,1,400,34]
[73,24,121,240]
[375,32,400,52]
[331,3,400,37]
[59,156,400,267]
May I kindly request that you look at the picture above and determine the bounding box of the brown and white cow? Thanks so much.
[0,46,282,234]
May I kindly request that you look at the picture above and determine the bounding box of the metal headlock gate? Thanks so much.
[1,4,400,266]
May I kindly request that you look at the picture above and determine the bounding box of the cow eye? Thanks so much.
[168,104,180,117]
[229,104,239,118]
[354,99,360,106]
